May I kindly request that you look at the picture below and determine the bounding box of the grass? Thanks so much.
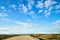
[0,34,60,40]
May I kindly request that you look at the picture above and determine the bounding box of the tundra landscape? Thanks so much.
[0,34,60,40]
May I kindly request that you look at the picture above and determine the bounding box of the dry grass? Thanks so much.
[0,34,60,40]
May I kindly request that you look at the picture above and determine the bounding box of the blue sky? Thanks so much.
[0,0,60,34]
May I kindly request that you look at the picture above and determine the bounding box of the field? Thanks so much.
[0,34,60,40]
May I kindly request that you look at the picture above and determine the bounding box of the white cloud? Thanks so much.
[0,14,39,34]
[55,3,60,9]
[1,18,11,21]
[0,13,8,17]
[27,4,32,10]
[48,6,53,11]
[52,20,60,32]
[1,18,32,27]
[27,19,31,22]
[20,29,34,34]
[0,26,20,34]
[0,28,9,31]
[16,4,28,14]
[27,0,35,10]
[36,1,44,8]
[29,11,35,15]
[15,21,33,27]
[44,11,51,17]
[44,0,57,8]
[52,20,60,26]
[44,10,48,13]
[10,4,16,10]
[14,20,38,28]
[38,10,43,14]
[10,4,16,7]
[0,22,38,34]
[29,11,37,18]
[21,4,28,13]
[0,6,5,10]
[44,9,52,18]
[0,18,37,28]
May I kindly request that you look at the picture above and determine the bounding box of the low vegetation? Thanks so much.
[0,34,60,40]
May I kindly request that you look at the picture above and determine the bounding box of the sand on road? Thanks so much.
[4,35,39,40]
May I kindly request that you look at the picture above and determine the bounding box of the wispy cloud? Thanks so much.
[15,21,32,27]
[55,3,60,9]
[52,20,60,32]
[27,0,35,10]
[29,11,38,18]
[1,18,11,21]
[35,0,58,18]
[48,6,53,11]
[0,26,20,34]
[44,0,57,8]
[38,10,43,14]
[44,11,51,17]
[0,12,8,17]
[0,26,35,34]
[44,9,51,18]
[0,0,59,18]
[52,20,60,27]
[0,6,5,10]
[18,4,28,14]
[0,0,60,34]
[29,11,35,15]
[0,18,38,34]
[22,4,28,13]
[36,1,44,8]
[0,28,9,31]
[0,6,11,12]
[54,3,60,13]
[27,19,31,22]
[11,0,59,18]
[10,4,17,10]
[1,18,38,27]
[15,21,38,27]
